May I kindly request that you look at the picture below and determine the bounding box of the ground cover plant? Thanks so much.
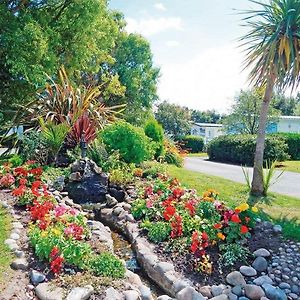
[131,172,259,275]
[0,161,125,278]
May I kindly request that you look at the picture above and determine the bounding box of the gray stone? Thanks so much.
[176,286,206,300]
[238,298,249,300]
[12,222,23,229]
[226,271,247,286]
[106,194,118,208]
[212,285,224,297]
[157,296,174,300]
[172,280,190,293]
[30,270,46,285]
[240,266,257,277]
[10,232,20,240]
[232,285,243,296]
[288,293,298,300]
[123,290,140,300]
[291,284,299,294]
[262,284,287,300]
[156,262,174,275]
[253,249,271,258]
[199,286,212,298]
[228,293,238,300]
[125,270,142,287]
[139,285,153,300]
[14,250,25,258]
[66,285,94,300]
[126,214,135,222]
[273,225,282,233]
[210,295,228,300]
[253,276,274,286]
[35,282,63,300]
[278,283,290,290]
[113,207,124,216]
[252,257,268,272]
[10,258,28,270]
[244,284,265,300]
[104,287,123,300]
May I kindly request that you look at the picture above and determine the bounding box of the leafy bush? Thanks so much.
[90,252,125,278]
[144,118,164,158]
[274,133,300,160]
[8,154,23,167]
[146,222,171,243]
[87,139,109,168]
[162,138,184,167]
[110,167,134,185]
[140,161,167,178]
[220,243,251,267]
[207,134,289,166]
[101,121,155,164]
[179,135,204,153]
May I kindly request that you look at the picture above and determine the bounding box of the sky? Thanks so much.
[109,0,261,113]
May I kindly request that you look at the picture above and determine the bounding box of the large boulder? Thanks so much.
[65,159,108,203]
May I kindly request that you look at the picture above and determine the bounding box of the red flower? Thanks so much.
[19,178,27,186]
[213,223,222,229]
[190,230,209,257]
[170,214,183,238]
[50,256,64,274]
[42,184,49,196]
[163,205,176,221]
[231,214,241,223]
[31,180,41,197]
[30,200,54,221]
[240,225,249,234]
[29,167,43,176]
[64,223,84,240]
[50,247,60,259]
[245,217,250,223]
[162,196,174,207]
[185,199,197,216]
[172,187,184,199]
[12,185,26,197]
[202,231,209,240]
[14,167,28,177]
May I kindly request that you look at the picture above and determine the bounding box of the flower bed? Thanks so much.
[131,174,259,278]
[0,161,125,279]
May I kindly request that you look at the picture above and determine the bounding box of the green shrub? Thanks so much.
[8,154,23,167]
[147,222,171,243]
[207,134,289,166]
[274,133,300,160]
[90,252,125,278]
[101,121,155,164]
[162,138,184,167]
[220,243,251,267]
[87,138,109,167]
[140,161,167,178]
[179,135,204,153]
[144,118,164,158]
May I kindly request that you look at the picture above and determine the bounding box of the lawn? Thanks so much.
[187,152,208,157]
[166,165,300,240]
[0,207,13,290]
[276,160,300,173]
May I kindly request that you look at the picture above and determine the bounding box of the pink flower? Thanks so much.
[69,208,79,216]
[54,205,68,217]
[146,200,153,208]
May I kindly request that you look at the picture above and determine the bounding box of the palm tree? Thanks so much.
[241,0,300,196]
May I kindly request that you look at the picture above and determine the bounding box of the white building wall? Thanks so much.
[277,119,300,133]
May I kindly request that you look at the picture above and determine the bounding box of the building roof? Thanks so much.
[193,122,223,128]
[280,116,300,120]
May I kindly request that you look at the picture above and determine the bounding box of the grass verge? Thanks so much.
[187,152,208,157]
[0,207,13,289]
[166,165,300,241]
[276,160,300,173]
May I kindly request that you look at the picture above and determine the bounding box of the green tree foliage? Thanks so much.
[155,101,191,137]
[273,93,300,116]
[223,89,280,134]
[191,109,223,124]
[144,118,164,158]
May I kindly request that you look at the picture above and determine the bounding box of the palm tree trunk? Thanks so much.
[251,79,275,196]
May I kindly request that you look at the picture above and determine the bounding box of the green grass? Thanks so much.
[276,160,300,173]
[166,165,300,241]
[0,207,13,289]
[187,152,208,157]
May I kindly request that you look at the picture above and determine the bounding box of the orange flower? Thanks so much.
[217,232,225,240]
[213,223,222,229]
[240,225,249,234]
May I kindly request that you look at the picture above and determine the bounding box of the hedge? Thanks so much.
[179,135,204,153]
[207,134,289,166]
[274,133,300,160]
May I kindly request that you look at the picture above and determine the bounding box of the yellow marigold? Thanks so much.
[41,231,48,238]
[251,206,258,213]
[236,203,249,212]
[51,228,61,236]
[203,191,210,198]
[217,232,226,240]
[203,196,214,202]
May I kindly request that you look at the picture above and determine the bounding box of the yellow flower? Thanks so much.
[236,203,249,212]
[41,231,48,238]
[251,206,258,213]
[217,232,226,240]
[52,228,61,236]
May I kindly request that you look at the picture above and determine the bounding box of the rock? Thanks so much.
[291,284,299,294]
[199,286,212,298]
[253,249,271,258]
[10,258,28,270]
[65,159,108,204]
[30,270,46,285]
[156,262,174,275]
[176,286,206,300]
[52,176,65,191]
[157,296,174,300]
[14,250,25,258]
[172,280,190,293]
[4,239,19,251]
[123,290,140,300]
[10,232,20,240]
[212,285,224,297]
[35,282,64,300]
[288,293,298,300]
[104,287,123,300]
[126,214,135,222]
[125,270,142,287]
[228,293,238,300]
[12,222,23,229]
[210,295,228,300]
[113,207,124,216]
[273,225,282,234]
[252,257,268,272]
[253,276,274,286]
[278,283,290,290]
[232,285,243,296]
[244,284,265,300]
[262,284,287,300]
[106,194,118,208]
[226,271,247,286]
[240,266,257,277]
[66,285,94,300]
[139,285,153,300]
[109,187,126,202]
[238,298,249,300]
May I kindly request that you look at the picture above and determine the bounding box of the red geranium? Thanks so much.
[31,180,42,197]
[240,225,249,234]
[213,223,222,229]
[64,223,84,240]
[30,200,54,221]
[19,178,27,186]
[50,246,60,259]
[14,167,28,177]
[190,230,209,256]
[50,256,64,274]
[29,167,43,176]
[12,185,26,197]
[162,196,174,207]
[231,214,241,223]
[170,214,183,238]
[163,205,176,221]
[185,199,197,216]
[172,187,184,199]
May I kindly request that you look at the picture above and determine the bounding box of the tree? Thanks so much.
[223,89,280,134]
[191,109,223,124]
[155,101,191,137]
[241,0,300,196]
[273,93,300,115]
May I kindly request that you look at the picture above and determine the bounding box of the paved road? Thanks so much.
[184,157,300,198]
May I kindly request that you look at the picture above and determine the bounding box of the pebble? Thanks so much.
[244,284,265,300]
[35,282,63,300]
[30,270,46,285]
[10,258,28,270]
[232,285,243,296]
[253,249,271,258]
[123,290,140,300]
[212,285,223,297]
[66,285,94,300]
[253,275,274,286]
[252,257,268,272]
[226,271,246,286]
[240,266,257,277]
